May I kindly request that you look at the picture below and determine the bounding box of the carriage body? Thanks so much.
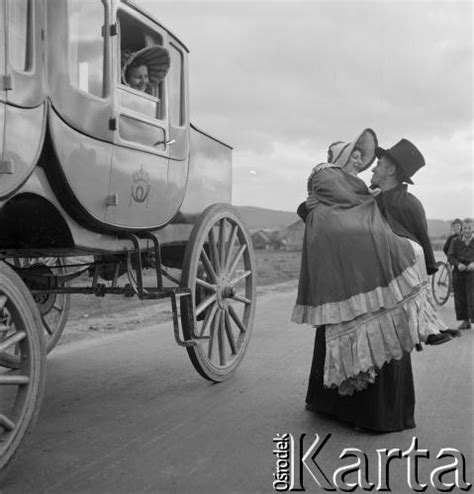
[0,0,256,478]
[0,0,232,257]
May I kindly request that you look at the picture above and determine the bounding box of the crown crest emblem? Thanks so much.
[130,166,151,205]
[133,166,149,183]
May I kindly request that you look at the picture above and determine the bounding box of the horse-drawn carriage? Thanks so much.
[0,0,256,475]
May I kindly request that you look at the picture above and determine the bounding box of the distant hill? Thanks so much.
[235,206,298,230]
[236,205,451,237]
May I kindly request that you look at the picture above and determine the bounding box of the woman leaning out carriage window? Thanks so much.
[117,10,170,121]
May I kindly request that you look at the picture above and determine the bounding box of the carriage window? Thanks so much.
[8,0,31,72]
[169,44,184,127]
[117,10,165,119]
[67,0,104,98]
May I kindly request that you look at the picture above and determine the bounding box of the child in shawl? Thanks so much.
[291,129,447,395]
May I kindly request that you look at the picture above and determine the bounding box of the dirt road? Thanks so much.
[3,282,473,493]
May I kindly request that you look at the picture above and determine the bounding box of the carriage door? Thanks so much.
[1,0,45,199]
[106,6,183,230]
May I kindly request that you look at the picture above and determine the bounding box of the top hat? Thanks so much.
[122,45,171,87]
[329,128,378,172]
[375,139,425,184]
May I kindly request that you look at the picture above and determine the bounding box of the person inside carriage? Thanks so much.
[121,45,171,96]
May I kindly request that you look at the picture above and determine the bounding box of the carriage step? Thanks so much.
[169,291,209,347]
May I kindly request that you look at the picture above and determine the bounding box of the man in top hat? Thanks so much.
[370,139,437,273]
[370,139,455,345]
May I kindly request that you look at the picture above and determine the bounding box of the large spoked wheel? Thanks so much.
[0,263,46,478]
[431,261,452,306]
[181,203,257,382]
[8,257,70,353]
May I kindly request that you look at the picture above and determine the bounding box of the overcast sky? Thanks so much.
[142,0,472,220]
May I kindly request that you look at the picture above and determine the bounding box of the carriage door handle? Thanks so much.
[154,138,176,147]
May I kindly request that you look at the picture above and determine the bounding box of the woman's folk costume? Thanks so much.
[292,130,446,396]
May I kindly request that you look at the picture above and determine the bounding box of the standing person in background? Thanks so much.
[448,218,474,330]
[443,218,463,256]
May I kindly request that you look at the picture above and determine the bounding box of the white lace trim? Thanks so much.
[323,284,447,396]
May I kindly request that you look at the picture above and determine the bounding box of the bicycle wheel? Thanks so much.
[431,261,452,306]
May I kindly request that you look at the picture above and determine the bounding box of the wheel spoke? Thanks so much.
[0,374,30,385]
[230,270,252,286]
[228,305,246,333]
[208,227,221,275]
[196,293,217,317]
[232,294,252,305]
[200,251,218,284]
[227,245,247,278]
[0,331,26,353]
[219,219,227,268]
[224,309,238,354]
[0,413,16,431]
[0,355,21,370]
[199,303,219,337]
[208,311,220,359]
[0,295,7,309]
[223,225,238,273]
[196,278,217,293]
[41,316,53,335]
[218,312,226,366]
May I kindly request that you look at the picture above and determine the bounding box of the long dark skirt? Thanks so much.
[306,326,416,432]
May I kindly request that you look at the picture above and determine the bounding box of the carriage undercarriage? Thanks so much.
[0,203,256,476]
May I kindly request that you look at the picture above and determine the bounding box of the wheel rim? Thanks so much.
[0,267,45,472]
[10,258,70,353]
[182,206,256,380]
[431,262,451,305]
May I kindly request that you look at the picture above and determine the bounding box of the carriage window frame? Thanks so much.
[168,42,185,128]
[66,0,107,100]
[7,0,33,74]
[116,8,166,122]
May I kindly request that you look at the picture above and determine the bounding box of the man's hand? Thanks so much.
[467,262,474,272]
[306,193,318,210]
[458,263,467,272]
